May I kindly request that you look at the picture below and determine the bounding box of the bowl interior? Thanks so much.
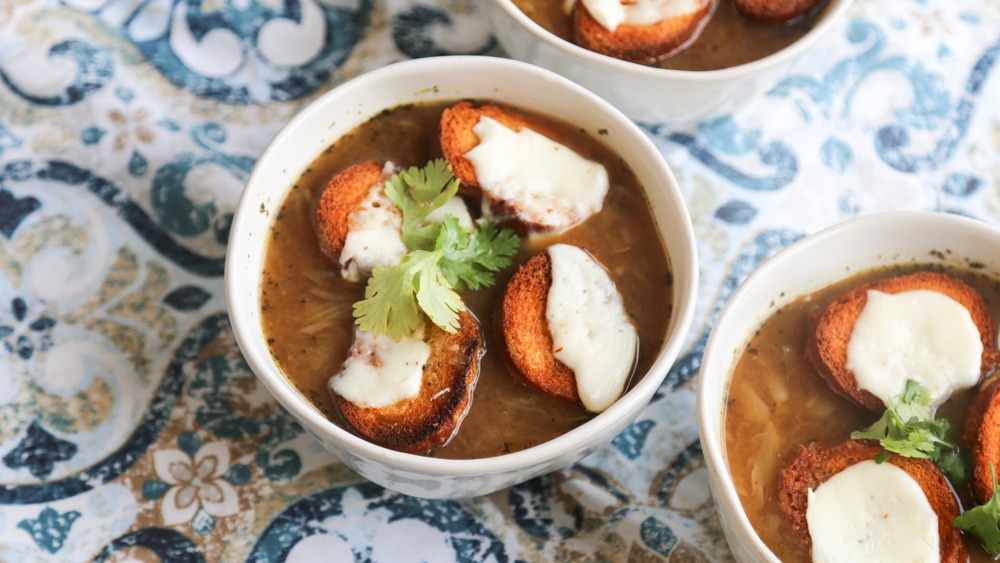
[226,56,698,479]
[698,211,1000,561]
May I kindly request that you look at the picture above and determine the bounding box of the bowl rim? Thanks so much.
[696,210,1000,560]
[491,0,855,81]
[225,55,700,479]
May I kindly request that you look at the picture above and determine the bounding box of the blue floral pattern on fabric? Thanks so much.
[63,0,372,104]
[17,507,81,553]
[0,40,113,106]
[3,422,77,479]
[249,483,510,562]
[392,5,496,58]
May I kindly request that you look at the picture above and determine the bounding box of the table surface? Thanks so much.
[1,0,999,560]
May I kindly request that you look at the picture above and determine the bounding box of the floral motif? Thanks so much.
[2,421,78,479]
[17,506,81,554]
[143,433,245,528]
[80,87,162,177]
[0,297,55,360]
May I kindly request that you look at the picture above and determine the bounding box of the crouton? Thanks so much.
[313,160,409,281]
[441,101,554,194]
[333,310,484,453]
[573,0,714,64]
[734,0,822,24]
[439,100,608,233]
[809,271,997,411]
[499,251,579,402]
[778,440,965,562]
[965,377,1000,504]
[314,160,391,263]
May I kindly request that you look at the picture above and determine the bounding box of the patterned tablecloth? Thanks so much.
[1,0,999,560]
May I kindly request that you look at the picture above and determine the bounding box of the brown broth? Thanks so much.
[259,101,673,459]
[724,263,1000,561]
[512,0,827,71]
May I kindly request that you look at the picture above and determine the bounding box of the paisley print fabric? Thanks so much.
[0,0,999,560]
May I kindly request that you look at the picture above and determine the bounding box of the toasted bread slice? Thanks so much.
[809,271,997,411]
[499,251,579,402]
[733,0,822,23]
[314,160,389,263]
[573,0,714,64]
[965,377,1000,504]
[778,440,965,562]
[333,311,484,453]
[440,100,587,232]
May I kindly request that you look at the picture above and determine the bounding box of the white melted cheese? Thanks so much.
[463,117,609,232]
[847,289,982,405]
[339,163,407,282]
[424,195,474,230]
[330,326,430,408]
[806,460,939,563]
[545,244,637,412]
[572,0,707,32]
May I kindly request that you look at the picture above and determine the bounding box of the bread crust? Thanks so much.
[809,271,997,411]
[733,0,822,23]
[965,377,1000,504]
[313,160,393,264]
[499,251,580,402]
[573,0,714,64]
[333,310,484,453]
[778,440,966,562]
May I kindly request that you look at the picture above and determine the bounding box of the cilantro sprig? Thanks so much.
[954,464,1000,556]
[851,379,968,484]
[352,160,520,340]
[385,159,460,250]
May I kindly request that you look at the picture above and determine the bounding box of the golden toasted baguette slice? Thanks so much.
[965,377,1000,504]
[313,159,395,264]
[573,0,714,64]
[809,271,997,411]
[333,311,484,453]
[778,440,966,562]
[439,100,558,217]
[499,251,579,402]
[733,0,822,23]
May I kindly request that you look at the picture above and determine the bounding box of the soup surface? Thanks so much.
[512,0,827,70]
[259,101,673,458]
[724,262,1000,561]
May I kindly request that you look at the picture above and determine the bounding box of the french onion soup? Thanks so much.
[259,100,672,458]
[724,262,1000,561]
[513,0,829,69]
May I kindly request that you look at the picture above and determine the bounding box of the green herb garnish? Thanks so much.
[954,464,1000,556]
[385,159,461,250]
[353,160,520,340]
[851,379,967,484]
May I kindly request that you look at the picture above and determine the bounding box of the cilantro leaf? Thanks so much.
[954,465,1000,556]
[353,250,463,340]
[935,449,971,486]
[353,160,521,339]
[412,251,463,333]
[851,379,967,483]
[385,159,460,250]
[437,217,521,291]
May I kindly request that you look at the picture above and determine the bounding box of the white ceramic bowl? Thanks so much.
[485,0,853,123]
[225,56,698,499]
[697,210,1000,561]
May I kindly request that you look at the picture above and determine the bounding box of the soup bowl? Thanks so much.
[697,210,1000,561]
[225,56,698,499]
[484,0,853,123]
